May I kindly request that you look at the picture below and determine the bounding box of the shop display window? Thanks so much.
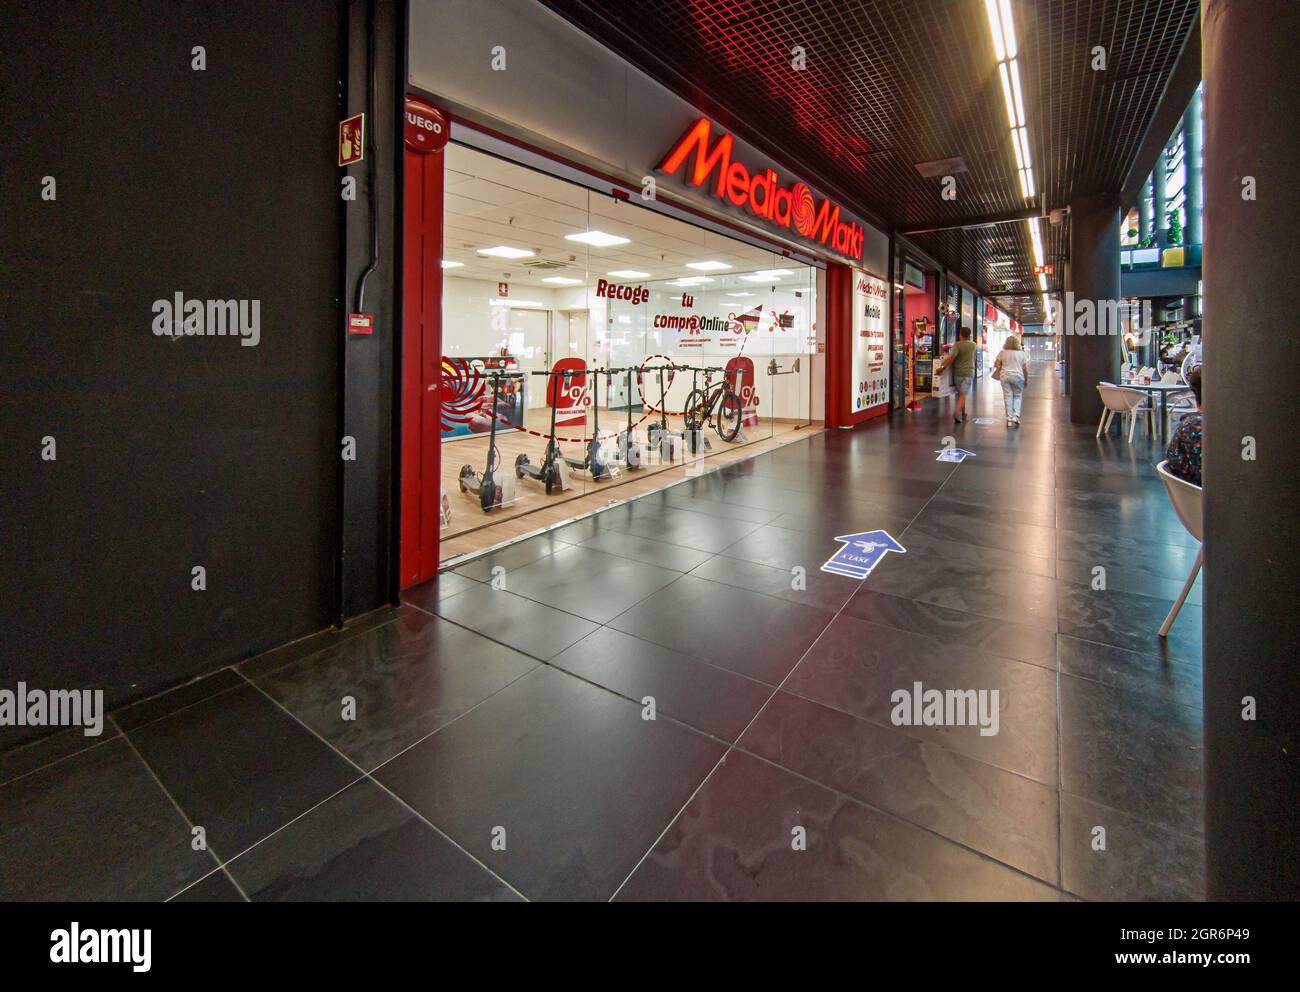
[437,144,816,555]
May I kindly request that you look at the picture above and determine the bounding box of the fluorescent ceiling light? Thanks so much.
[986,0,1006,61]
[1009,60,1027,130]
[541,276,584,285]
[740,268,795,282]
[1008,126,1029,170]
[726,292,755,297]
[607,269,651,278]
[668,276,714,286]
[1019,168,1036,198]
[489,299,545,307]
[1038,273,1048,291]
[477,245,535,259]
[999,0,1018,59]
[441,259,465,269]
[565,230,630,247]
[685,260,731,271]
[1011,128,1027,171]
[998,64,1017,129]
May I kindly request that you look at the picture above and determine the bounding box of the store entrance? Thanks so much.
[403,140,822,575]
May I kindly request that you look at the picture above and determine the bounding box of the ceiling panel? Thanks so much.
[540,0,1198,323]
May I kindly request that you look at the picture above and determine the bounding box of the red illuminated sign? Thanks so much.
[404,98,448,154]
[659,118,865,262]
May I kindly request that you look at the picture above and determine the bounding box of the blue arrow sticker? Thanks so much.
[820,530,906,580]
[973,418,995,425]
[934,448,977,463]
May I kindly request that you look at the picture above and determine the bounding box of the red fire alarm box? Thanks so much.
[348,313,374,335]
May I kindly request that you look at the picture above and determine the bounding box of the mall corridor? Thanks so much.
[1,368,1204,902]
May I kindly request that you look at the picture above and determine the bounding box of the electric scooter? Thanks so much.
[559,367,614,481]
[615,366,648,470]
[458,371,519,511]
[645,364,684,461]
[515,369,569,494]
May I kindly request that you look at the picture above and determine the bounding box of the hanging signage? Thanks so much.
[1033,264,1054,275]
[404,97,448,154]
[659,118,865,262]
[338,113,365,166]
[852,270,890,414]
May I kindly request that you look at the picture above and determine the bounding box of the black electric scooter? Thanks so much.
[645,364,676,451]
[458,371,517,511]
[614,366,645,470]
[515,369,566,494]
[559,367,613,481]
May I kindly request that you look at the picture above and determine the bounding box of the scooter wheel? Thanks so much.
[481,479,496,511]
[515,453,529,479]
[458,465,473,493]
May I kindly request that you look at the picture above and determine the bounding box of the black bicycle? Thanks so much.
[683,366,744,442]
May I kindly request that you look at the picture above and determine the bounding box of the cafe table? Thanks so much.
[1115,381,1192,444]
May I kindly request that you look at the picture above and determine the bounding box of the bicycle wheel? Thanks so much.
[683,389,707,432]
[716,389,742,441]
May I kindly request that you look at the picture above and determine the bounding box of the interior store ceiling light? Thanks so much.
[739,269,795,282]
[726,292,755,297]
[607,269,651,278]
[441,260,465,269]
[541,276,584,285]
[685,260,731,271]
[489,298,545,307]
[668,276,714,286]
[565,230,630,247]
[477,245,535,259]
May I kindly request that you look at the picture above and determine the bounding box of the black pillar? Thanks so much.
[1202,0,1300,901]
[1066,194,1121,424]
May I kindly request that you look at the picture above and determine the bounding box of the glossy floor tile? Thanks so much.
[374,666,725,901]
[1,373,1205,901]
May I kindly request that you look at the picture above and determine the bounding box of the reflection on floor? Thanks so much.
[0,369,1205,901]
[440,409,816,561]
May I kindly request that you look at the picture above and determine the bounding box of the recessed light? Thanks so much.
[542,276,584,286]
[740,269,795,282]
[667,276,714,286]
[477,246,535,259]
[565,230,630,247]
[441,260,465,269]
[685,260,731,271]
[607,269,651,279]
[726,292,754,297]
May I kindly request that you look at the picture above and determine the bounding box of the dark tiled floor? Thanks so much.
[0,372,1205,900]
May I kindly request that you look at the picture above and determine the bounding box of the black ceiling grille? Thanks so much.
[541,0,1197,323]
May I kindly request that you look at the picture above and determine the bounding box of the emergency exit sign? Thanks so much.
[1033,264,1055,275]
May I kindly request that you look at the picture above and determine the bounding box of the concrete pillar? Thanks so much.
[1184,88,1204,246]
[1066,194,1121,424]
[1202,0,1300,901]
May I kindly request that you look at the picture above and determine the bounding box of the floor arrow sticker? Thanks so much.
[935,448,977,463]
[820,530,906,579]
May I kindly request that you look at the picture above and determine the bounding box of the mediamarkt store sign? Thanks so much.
[659,118,866,262]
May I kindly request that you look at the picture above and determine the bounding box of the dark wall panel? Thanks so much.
[0,0,346,740]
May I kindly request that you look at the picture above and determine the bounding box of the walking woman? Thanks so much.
[994,335,1029,428]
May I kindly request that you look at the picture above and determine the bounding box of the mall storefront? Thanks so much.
[400,0,892,583]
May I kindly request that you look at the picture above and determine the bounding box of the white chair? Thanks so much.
[1155,460,1203,636]
[1096,383,1155,442]
[1160,370,1183,385]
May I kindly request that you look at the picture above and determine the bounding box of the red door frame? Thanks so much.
[399,140,444,587]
